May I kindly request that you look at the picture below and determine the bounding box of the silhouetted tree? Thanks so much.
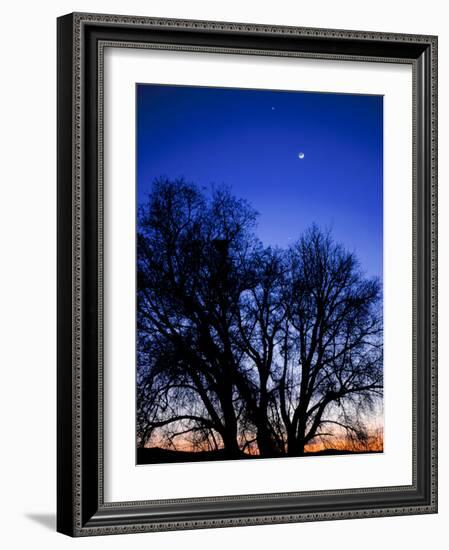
[137,178,258,456]
[277,226,382,455]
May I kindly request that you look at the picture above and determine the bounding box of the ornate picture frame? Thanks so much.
[57,12,437,536]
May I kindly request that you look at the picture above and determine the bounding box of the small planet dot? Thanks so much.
[298,152,305,159]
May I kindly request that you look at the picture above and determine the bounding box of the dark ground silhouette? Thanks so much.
[137,447,382,465]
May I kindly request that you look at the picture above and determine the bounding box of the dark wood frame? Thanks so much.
[57,12,438,537]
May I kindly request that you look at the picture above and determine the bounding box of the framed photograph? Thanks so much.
[57,12,438,536]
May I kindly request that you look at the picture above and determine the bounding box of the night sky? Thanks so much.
[136,84,383,279]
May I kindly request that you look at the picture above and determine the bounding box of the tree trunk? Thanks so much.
[222,431,242,458]
[288,436,306,456]
[219,384,241,458]
[256,424,279,457]
[288,415,307,456]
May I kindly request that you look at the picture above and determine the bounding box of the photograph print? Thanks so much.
[136,84,384,465]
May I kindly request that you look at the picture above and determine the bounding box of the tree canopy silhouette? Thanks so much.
[137,177,383,459]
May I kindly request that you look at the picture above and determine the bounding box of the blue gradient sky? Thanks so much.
[137,84,383,279]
